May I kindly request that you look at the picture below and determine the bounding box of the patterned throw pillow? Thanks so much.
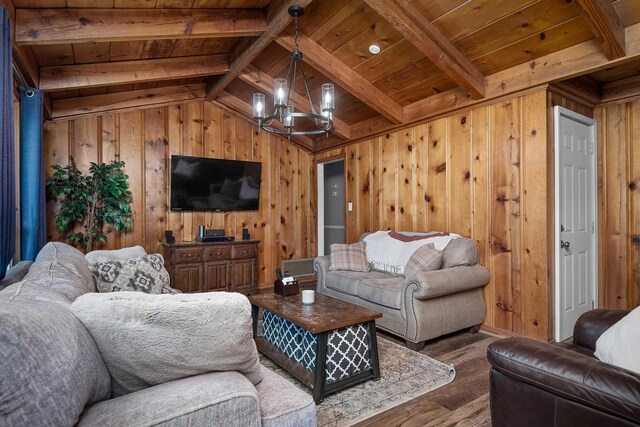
[404,243,443,279]
[329,241,370,272]
[91,254,169,294]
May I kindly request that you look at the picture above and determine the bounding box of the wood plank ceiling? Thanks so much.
[7,0,640,152]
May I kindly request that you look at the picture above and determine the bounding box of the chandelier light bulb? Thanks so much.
[284,106,294,128]
[273,78,287,107]
[321,83,335,112]
[252,93,266,119]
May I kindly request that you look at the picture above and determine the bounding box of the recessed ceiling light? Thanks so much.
[369,44,381,54]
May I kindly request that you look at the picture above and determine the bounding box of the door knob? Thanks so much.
[560,240,570,249]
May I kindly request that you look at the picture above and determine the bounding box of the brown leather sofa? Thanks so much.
[487,309,640,427]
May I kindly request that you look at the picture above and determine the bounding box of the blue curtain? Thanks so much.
[20,86,45,261]
[0,6,15,279]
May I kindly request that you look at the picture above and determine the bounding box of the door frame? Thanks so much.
[317,157,345,256]
[553,106,598,342]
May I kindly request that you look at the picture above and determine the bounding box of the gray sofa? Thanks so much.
[0,242,316,427]
[0,259,32,290]
[315,235,490,350]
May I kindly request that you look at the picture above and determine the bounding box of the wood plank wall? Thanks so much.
[595,100,640,310]
[315,89,551,340]
[43,100,315,286]
[42,86,639,339]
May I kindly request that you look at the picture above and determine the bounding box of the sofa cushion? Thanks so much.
[595,306,640,374]
[356,275,404,310]
[78,372,263,427]
[256,366,316,427]
[329,241,370,272]
[404,243,443,278]
[441,237,478,268]
[90,253,169,294]
[0,283,111,427]
[71,291,263,397]
[325,270,372,296]
[22,241,96,300]
[85,245,147,265]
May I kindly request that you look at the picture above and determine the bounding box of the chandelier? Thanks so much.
[252,5,334,138]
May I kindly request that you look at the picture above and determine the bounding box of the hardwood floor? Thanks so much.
[354,330,501,427]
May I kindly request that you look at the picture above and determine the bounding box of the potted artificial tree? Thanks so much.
[46,156,133,252]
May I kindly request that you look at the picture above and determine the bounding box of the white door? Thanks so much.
[554,106,598,342]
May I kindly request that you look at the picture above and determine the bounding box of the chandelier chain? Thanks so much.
[294,14,300,53]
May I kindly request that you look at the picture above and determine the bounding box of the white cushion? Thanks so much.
[594,306,640,374]
[85,246,147,265]
[71,291,263,397]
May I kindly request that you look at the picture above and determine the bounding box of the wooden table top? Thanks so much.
[248,292,382,334]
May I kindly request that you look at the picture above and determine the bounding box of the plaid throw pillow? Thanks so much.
[404,243,443,278]
[91,254,169,294]
[329,241,370,272]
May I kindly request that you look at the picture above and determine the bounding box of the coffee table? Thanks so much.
[248,292,382,403]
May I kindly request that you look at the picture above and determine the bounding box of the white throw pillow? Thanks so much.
[85,246,147,265]
[594,306,640,375]
[71,291,263,397]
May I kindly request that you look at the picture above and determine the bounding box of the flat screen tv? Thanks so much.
[170,155,262,211]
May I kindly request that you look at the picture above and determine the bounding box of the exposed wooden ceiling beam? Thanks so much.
[341,21,640,142]
[2,0,51,118]
[39,54,228,91]
[51,84,206,121]
[550,76,601,106]
[276,33,404,124]
[15,8,265,45]
[214,89,315,152]
[574,0,625,60]
[483,23,639,101]
[239,65,350,140]
[363,0,485,99]
[205,0,313,101]
[404,20,640,124]
[601,75,640,103]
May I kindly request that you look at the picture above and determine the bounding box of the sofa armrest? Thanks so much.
[0,260,33,291]
[488,337,640,423]
[573,309,629,351]
[314,256,331,290]
[78,371,261,427]
[403,265,489,300]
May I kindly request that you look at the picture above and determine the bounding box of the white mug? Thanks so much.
[302,290,315,305]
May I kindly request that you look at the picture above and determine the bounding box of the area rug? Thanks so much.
[259,336,456,426]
